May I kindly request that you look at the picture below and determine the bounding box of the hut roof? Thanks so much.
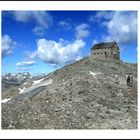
[91,41,117,50]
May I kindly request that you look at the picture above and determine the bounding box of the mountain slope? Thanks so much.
[1,57,137,129]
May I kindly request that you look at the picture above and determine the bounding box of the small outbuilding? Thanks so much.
[91,41,120,60]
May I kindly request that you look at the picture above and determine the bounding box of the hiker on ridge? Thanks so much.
[126,73,133,87]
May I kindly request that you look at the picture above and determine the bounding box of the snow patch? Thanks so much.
[23,82,28,85]
[32,78,45,86]
[40,78,53,86]
[20,78,53,94]
[89,71,101,77]
[89,71,96,76]
[1,98,11,103]
[19,87,26,94]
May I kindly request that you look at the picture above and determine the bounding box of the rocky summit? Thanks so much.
[1,57,137,129]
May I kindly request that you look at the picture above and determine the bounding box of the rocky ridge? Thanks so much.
[1,57,137,129]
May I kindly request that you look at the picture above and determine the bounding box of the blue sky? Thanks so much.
[2,11,137,75]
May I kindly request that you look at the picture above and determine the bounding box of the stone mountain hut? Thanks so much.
[91,41,120,60]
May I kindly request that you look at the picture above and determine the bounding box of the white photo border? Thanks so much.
[0,1,139,139]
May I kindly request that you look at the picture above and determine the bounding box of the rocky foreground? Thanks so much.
[1,57,137,129]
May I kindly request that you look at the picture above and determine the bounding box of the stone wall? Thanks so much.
[111,46,120,60]
[91,45,120,60]
[91,48,112,59]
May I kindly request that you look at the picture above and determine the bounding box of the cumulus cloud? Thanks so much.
[92,11,137,45]
[75,23,90,39]
[30,38,85,65]
[16,60,35,67]
[12,11,53,35]
[2,34,16,57]
[105,11,137,44]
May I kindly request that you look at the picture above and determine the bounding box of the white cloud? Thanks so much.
[12,11,53,35]
[12,11,52,28]
[16,67,29,71]
[51,63,58,68]
[105,11,137,44]
[92,11,137,45]
[75,23,90,39]
[89,11,114,22]
[58,19,72,30]
[32,26,45,36]
[16,60,35,67]
[12,11,32,22]
[2,34,16,57]
[25,51,38,60]
[26,22,89,65]
[92,39,99,45]
[35,38,85,65]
